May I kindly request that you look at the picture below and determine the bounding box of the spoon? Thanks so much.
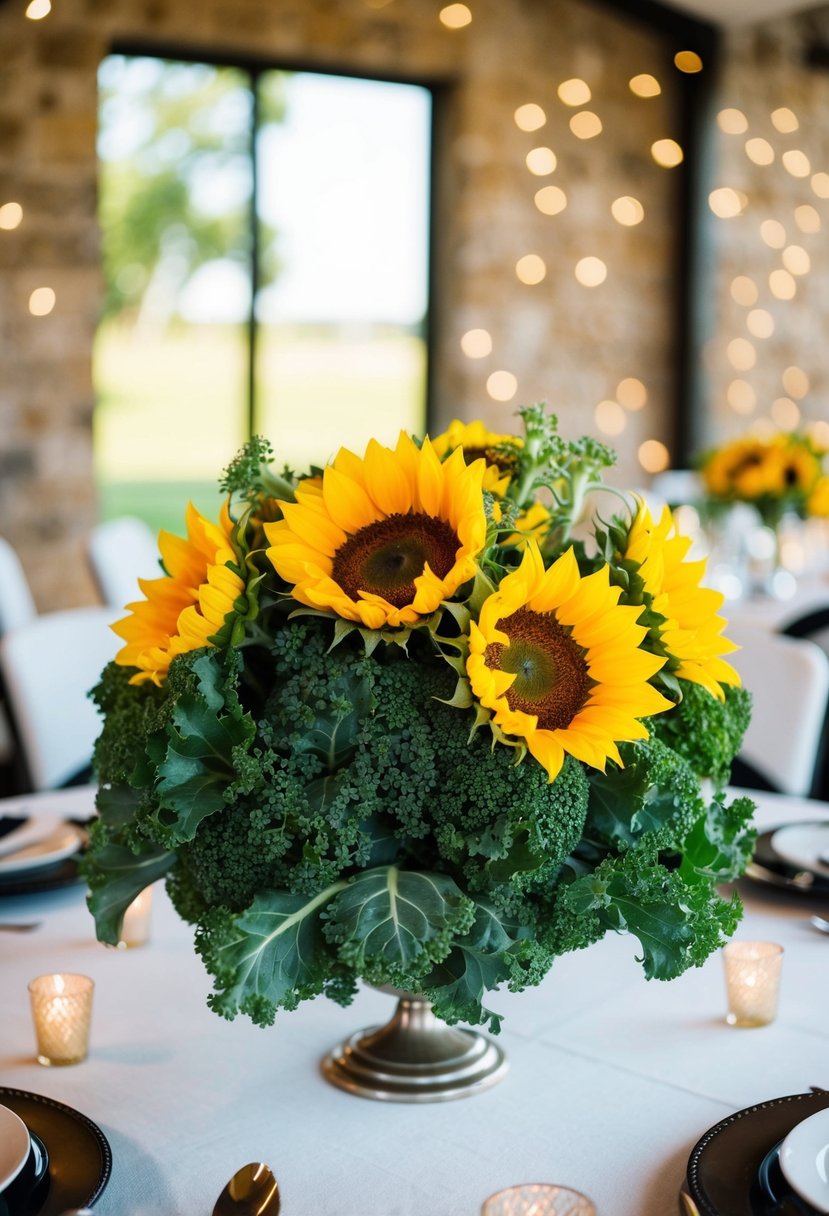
[809,914,829,934]
[212,1163,280,1216]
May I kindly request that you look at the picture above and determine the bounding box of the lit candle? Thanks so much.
[481,1184,597,1215]
[28,973,94,1066]
[118,886,153,949]
[722,941,784,1028]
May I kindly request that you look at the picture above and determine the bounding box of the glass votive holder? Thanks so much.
[481,1184,597,1216]
[722,941,783,1028]
[118,885,153,948]
[28,973,94,1066]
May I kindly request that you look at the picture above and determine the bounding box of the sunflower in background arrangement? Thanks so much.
[699,430,826,524]
[431,418,520,496]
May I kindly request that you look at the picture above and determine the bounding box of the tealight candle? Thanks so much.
[722,941,784,1028]
[481,1184,597,1215]
[28,972,94,1066]
[118,886,153,948]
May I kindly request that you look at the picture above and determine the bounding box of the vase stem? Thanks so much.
[321,993,508,1102]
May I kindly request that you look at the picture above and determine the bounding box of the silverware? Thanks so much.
[0,922,41,932]
[809,914,829,934]
[213,1163,280,1216]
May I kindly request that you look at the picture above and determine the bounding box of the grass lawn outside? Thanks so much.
[94,321,427,536]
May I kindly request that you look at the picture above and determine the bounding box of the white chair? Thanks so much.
[728,623,829,798]
[779,604,829,799]
[87,516,160,610]
[0,537,37,773]
[0,606,121,791]
[0,536,36,635]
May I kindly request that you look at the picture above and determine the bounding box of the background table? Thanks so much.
[0,785,827,1216]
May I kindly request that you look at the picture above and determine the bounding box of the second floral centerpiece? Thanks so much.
[84,406,755,1098]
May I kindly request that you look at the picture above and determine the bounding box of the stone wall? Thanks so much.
[1,0,699,608]
[706,5,829,451]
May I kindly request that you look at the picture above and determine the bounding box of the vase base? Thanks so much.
[321,993,508,1102]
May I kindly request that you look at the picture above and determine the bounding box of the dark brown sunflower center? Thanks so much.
[484,606,591,730]
[332,512,460,608]
[463,445,518,474]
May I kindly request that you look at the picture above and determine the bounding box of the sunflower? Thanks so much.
[466,543,671,782]
[265,432,487,629]
[768,438,821,497]
[432,418,520,496]
[702,437,775,501]
[113,501,245,687]
[624,500,740,700]
[501,500,552,549]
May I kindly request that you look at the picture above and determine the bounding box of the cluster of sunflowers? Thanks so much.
[84,406,755,1032]
[700,430,829,524]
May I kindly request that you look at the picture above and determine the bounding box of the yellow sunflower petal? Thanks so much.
[266,432,487,629]
[466,540,669,781]
[113,500,244,685]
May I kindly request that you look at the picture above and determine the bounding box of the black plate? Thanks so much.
[0,859,83,898]
[0,1088,111,1215]
[686,1090,829,1216]
[743,830,829,900]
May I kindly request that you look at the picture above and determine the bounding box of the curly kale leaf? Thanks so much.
[584,736,705,850]
[154,653,256,843]
[553,850,742,979]
[323,867,475,984]
[679,793,756,884]
[197,883,343,1025]
[648,682,752,786]
[91,660,166,788]
[82,826,175,945]
[421,899,550,1032]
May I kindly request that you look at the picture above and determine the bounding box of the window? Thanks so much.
[95,54,432,533]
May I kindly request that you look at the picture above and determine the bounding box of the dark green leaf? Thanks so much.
[156,692,255,842]
[85,842,175,945]
[94,783,142,830]
[204,883,343,1021]
[325,867,474,972]
[291,672,372,771]
[679,794,757,884]
[424,901,529,1031]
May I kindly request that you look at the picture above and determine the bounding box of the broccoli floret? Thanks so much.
[648,682,752,787]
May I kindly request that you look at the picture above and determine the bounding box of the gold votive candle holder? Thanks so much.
[722,941,784,1028]
[481,1184,597,1215]
[28,972,94,1066]
[118,885,153,948]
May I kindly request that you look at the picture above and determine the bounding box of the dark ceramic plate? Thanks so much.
[0,1088,111,1215]
[744,830,829,899]
[0,859,83,897]
[685,1091,829,1216]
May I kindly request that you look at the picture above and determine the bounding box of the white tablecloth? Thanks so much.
[0,785,827,1216]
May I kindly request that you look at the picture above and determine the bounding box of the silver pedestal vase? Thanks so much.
[321,989,508,1102]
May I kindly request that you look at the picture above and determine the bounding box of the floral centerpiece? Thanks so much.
[83,406,755,1038]
[699,430,829,527]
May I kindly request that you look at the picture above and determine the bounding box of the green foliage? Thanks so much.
[99,59,285,323]
[648,682,752,787]
[86,604,755,1032]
